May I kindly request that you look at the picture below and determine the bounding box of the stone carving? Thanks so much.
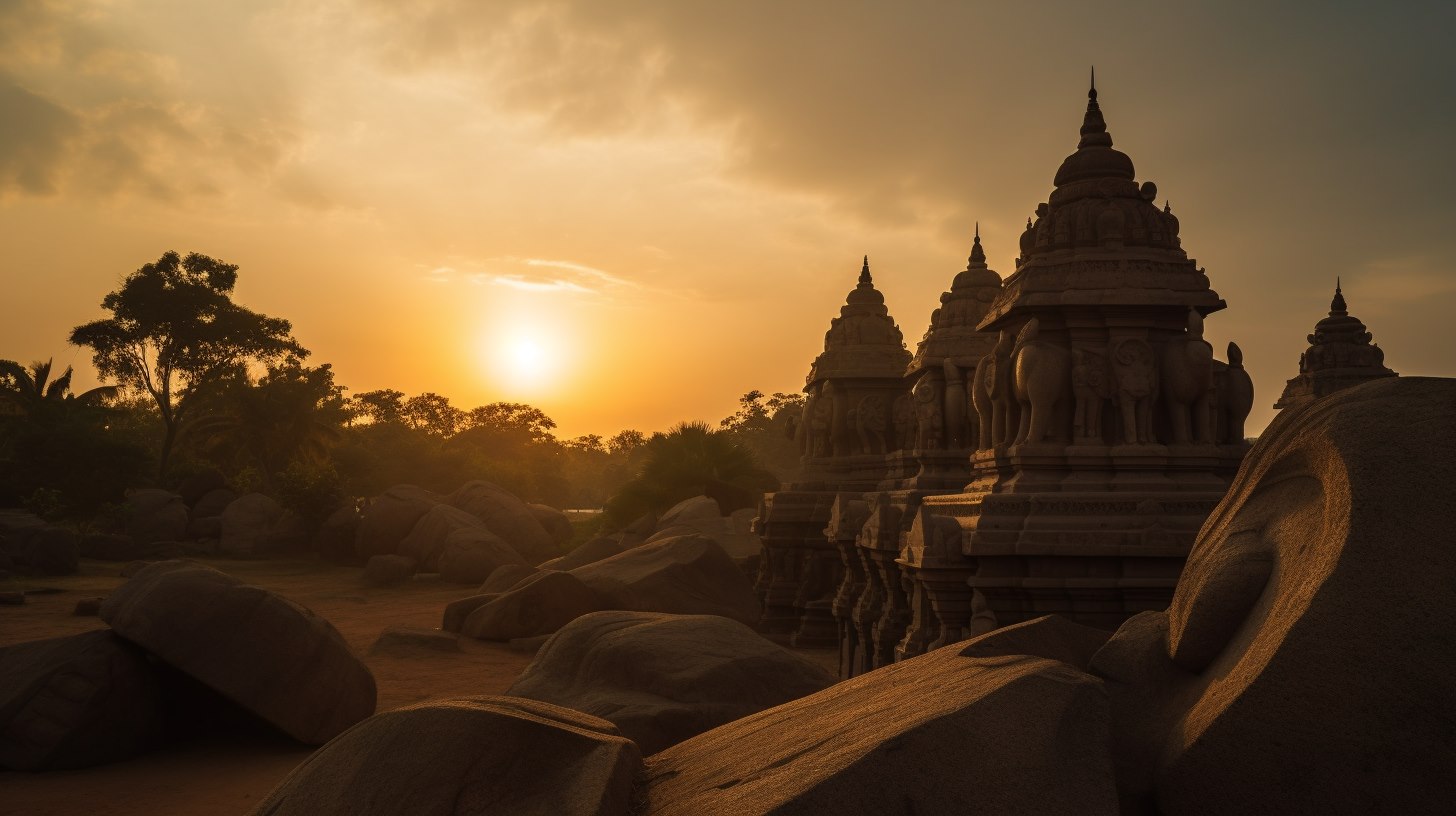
[808,390,832,458]
[1071,348,1112,442]
[1275,283,1397,410]
[1112,338,1157,445]
[890,393,915,452]
[1222,342,1254,443]
[1161,309,1215,444]
[1011,318,1071,445]
[970,358,994,450]
[986,329,1019,446]
[854,394,889,455]
[942,361,968,449]
[912,376,942,450]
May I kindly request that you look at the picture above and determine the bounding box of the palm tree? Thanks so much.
[601,421,778,531]
[0,358,118,417]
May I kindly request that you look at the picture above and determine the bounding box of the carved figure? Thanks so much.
[912,376,943,450]
[808,391,832,458]
[1011,318,1072,445]
[891,393,915,452]
[854,394,889,455]
[823,382,850,457]
[1072,348,1112,441]
[969,358,994,451]
[942,361,968,449]
[986,329,1019,446]
[796,387,817,456]
[1113,338,1158,444]
[1223,341,1255,443]
[1162,309,1215,444]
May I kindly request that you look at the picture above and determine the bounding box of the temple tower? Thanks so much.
[755,258,910,645]
[1275,281,1397,410]
[916,80,1253,630]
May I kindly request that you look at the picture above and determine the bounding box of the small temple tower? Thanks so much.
[914,79,1253,631]
[1275,281,1397,410]
[755,258,910,644]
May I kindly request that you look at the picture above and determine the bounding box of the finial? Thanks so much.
[1330,277,1348,315]
[1090,65,1096,100]
[1078,69,1111,148]
[1164,200,1172,214]
[859,255,872,286]
[969,224,986,265]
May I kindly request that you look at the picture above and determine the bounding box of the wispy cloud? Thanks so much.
[416,256,644,296]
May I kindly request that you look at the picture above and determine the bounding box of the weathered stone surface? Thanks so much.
[642,642,1116,814]
[314,505,361,563]
[220,493,306,557]
[249,696,641,816]
[959,614,1112,671]
[355,485,440,560]
[0,522,79,575]
[0,630,163,771]
[481,563,541,594]
[398,503,489,571]
[1090,377,1456,814]
[437,530,523,584]
[441,593,498,633]
[528,503,574,547]
[124,489,188,546]
[509,611,836,754]
[461,571,609,641]
[573,534,760,627]
[362,554,416,587]
[538,537,625,572]
[100,561,376,744]
[448,480,557,565]
[650,496,762,560]
[190,487,239,522]
[368,627,460,657]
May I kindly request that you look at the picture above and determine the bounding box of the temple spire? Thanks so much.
[1079,67,1111,149]
[1331,278,1347,316]
[859,255,872,287]
[969,223,986,265]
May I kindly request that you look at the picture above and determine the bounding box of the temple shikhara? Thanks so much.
[757,80,1268,677]
[1274,281,1397,410]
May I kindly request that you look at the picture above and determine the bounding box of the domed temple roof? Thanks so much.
[807,256,911,384]
[1274,281,1397,410]
[908,226,1004,376]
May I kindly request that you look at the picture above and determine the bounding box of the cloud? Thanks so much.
[418,256,638,295]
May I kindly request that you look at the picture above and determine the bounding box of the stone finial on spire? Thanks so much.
[969,223,986,265]
[859,255,872,287]
[1079,67,1112,149]
[1331,278,1348,316]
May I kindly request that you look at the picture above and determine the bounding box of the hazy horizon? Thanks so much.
[4,1,1454,439]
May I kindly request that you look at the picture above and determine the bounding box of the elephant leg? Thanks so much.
[1015,400,1031,445]
[1169,403,1190,444]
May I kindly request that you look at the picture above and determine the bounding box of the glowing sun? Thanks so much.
[487,329,562,393]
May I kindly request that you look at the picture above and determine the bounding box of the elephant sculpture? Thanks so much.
[854,394,889,455]
[970,357,994,451]
[1011,318,1072,446]
[1222,341,1255,443]
[986,329,1019,446]
[891,392,915,452]
[1162,309,1215,444]
[1113,338,1158,444]
[1072,348,1113,442]
[912,375,943,450]
[942,361,968,449]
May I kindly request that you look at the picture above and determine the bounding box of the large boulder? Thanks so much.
[355,485,440,560]
[448,480,557,565]
[399,504,526,578]
[508,611,836,754]
[641,640,1117,814]
[537,536,626,572]
[176,468,227,507]
[124,489,189,546]
[460,571,609,641]
[1090,376,1456,814]
[186,488,239,539]
[314,504,361,563]
[248,696,640,816]
[481,563,541,594]
[0,630,163,771]
[0,518,79,575]
[528,503,574,547]
[437,528,525,584]
[99,561,376,744]
[651,496,761,560]
[572,533,760,626]
[219,493,306,557]
[398,503,487,570]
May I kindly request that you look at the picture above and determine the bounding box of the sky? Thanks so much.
[2,0,1454,439]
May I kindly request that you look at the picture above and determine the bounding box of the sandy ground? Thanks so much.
[0,557,838,815]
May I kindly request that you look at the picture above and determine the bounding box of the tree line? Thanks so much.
[0,251,803,530]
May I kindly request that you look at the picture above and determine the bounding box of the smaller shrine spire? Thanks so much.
[969,223,986,265]
[1330,278,1348,316]
[1079,67,1112,149]
[859,255,872,287]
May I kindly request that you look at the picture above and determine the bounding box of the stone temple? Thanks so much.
[757,80,1261,677]
[1274,281,1397,410]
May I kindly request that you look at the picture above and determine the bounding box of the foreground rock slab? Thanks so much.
[641,641,1116,815]
[100,561,376,744]
[0,630,163,771]
[250,696,641,816]
[508,611,836,754]
[572,533,760,626]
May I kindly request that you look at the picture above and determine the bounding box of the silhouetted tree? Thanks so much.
[601,421,776,530]
[719,389,805,481]
[349,389,407,425]
[0,358,117,417]
[69,251,306,479]
[402,392,465,437]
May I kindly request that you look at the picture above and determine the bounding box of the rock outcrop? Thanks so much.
[508,611,836,754]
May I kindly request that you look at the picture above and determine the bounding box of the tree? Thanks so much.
[401,392,465,437]
[0,358,117,417]
[601,421,777,531]
[348,389,406,425]
[719,390,805,481]
[69,251,306,479]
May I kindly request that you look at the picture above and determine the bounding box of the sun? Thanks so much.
[485,328,562,394]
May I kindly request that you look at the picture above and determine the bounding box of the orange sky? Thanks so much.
[3,1,1454,439]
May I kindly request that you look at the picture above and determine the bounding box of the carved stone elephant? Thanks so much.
[1162,309,1215,444]
[1222,341,1254,443]
[970,358,994,451]
[942,361,968,449]
[1011,318,1072,446]
[986,329,1019,446]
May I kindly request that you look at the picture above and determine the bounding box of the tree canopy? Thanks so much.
[69,251,305,477]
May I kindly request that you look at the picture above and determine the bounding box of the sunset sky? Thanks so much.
[3,1,1454,439]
